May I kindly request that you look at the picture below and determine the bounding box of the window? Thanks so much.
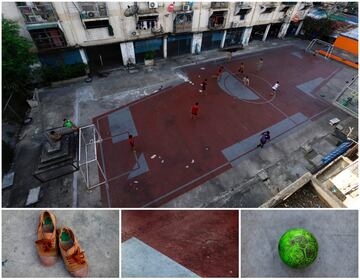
[237,9,250,20]
[281,6,290,13]
[79,2,107,18]
[84,19,109,29]
[136,15,159,30]
[261,7,276,14]
[209,11,226,29]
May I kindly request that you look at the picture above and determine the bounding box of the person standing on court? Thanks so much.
[256,58,263,72]
[271,81,280,96]
[245,76,250,87]
[191,102,200,119]
[128,134,135,151]
[216,66,224,78]
[257,131,271,148]
[238,62,244,74]
[199,78,208,95]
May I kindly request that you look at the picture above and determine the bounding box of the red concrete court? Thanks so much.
[122,210,239,277]
[93,45,341,207]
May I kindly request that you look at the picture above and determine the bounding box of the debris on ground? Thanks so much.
[275,183,329,208]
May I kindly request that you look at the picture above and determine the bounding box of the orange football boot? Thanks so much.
[35,211,58,266]
[58,227,88,277]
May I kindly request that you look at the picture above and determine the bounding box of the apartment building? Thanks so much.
[2,2,312,73]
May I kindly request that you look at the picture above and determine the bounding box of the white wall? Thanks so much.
[3,2,312,51]
[120,41,136,65]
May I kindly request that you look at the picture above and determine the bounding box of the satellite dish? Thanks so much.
[124,5,139,17]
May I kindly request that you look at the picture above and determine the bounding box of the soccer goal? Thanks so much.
[306,39,334,59]
[78,124,141,190]
[78,124,107,190]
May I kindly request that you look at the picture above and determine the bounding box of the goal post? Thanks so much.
[78,124,107,190]
[78,124,141,190]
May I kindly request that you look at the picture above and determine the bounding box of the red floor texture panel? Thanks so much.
[122,210,239,278]
[93,45,342,207]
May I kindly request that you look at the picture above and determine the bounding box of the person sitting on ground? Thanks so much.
[49,130,62,142]
[63,118,78,131]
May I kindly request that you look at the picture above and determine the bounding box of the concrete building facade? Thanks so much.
[2,2,312,72]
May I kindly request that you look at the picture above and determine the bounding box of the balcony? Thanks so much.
[29,28,67,51]
[78,2,108,20]
[136,15,163,35]
[173,12,193,33]
[17,2,58,24]
[211,2,229,10]
[208,11,227,30]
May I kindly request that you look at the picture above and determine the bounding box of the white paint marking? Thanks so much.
[150,154,157,159]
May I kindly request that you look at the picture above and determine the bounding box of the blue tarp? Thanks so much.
[321,141,353,165]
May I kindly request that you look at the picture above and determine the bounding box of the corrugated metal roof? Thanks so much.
[341,27,358,41]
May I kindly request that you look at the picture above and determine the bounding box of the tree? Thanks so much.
[2,19,37,121]
[302,17,333,41]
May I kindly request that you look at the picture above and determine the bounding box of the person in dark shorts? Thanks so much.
[257,131,271,148]
[271,81,280,96]
[216,66,224,78]
[238,62,244,74]
[199,79,208,95]
[191,102,200,119]
[128,134,135,151]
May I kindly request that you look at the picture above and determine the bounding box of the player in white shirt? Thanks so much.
[271,81,280,96]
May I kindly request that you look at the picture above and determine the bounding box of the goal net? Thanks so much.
[78,124,107,190]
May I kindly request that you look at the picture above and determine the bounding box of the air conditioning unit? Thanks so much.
[86,11,96,18]
[182,5,190,11]
[149,2,159,9]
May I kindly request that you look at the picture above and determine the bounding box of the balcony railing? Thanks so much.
[211,2,229,9]
[174,13,193,33]
[78,2,108,19]
[17,3,58,24]
[29,28,67,50]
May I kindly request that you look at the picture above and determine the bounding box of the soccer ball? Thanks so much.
[278,228,318,268]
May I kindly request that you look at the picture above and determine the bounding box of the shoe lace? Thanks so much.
[35,239,53,252]
[66,248,86,266]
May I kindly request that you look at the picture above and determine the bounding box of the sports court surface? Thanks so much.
[121,210,238,277]
[93,45,342,207]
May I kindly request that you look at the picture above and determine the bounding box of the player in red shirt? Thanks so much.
[191,102,200,119]
[216,66,224,78]
[128,134,135,151]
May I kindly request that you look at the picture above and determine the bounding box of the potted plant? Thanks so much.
[144,50,156,66]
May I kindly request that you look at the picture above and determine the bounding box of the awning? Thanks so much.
[27,22,58,30]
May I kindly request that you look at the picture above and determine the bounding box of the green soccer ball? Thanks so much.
[278,228,318,268]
